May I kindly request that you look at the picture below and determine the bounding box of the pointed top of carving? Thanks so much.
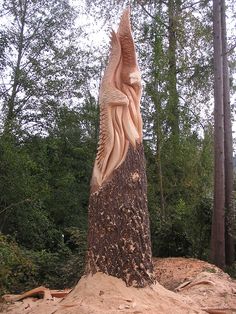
[117,7,137,68]
[117,7,132,41]
[118,6,131,27]
[102,29,121,85]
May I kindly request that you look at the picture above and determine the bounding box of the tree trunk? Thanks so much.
[156,139,165,218]
[221,0,235,266]
[211,0,225,269]
[167,0,179,139]
[153,83,165,217]
[85,143,155,287]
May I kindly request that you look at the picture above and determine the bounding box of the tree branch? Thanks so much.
[0,199,32,215]
[136,0,168,28]
[224,43,236,55]
[181,0,205,10]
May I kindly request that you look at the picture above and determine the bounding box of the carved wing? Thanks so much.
[93,30,128,188]
[117,7,137,69]
[100,30,121,89]
[96,31,121,172]
[117,7,143,142]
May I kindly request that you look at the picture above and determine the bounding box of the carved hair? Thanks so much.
[91,8,142,192]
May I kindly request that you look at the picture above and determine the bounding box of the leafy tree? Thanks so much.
[0,0,102,292]
[0,0,82,136]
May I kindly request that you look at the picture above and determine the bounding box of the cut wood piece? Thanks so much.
[50,289,72,298]
[2,287,72,303]
[176,280,215,292]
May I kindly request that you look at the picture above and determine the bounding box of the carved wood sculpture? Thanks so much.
[86,8,155,287]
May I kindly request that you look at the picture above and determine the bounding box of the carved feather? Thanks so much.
[118,7,143,142]
[117,7,137,68]
[91,9,143,192]
[92,30,129,189]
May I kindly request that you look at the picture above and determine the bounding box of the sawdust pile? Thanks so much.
[1,258,236,314]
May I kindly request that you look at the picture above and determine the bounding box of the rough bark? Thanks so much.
[211,0,225,269]
[221,0,235,266]
[85,143,155,287]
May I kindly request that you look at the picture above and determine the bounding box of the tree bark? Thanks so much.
[221,0,235,266]
[211,0,225,269]
[85,143,155,287]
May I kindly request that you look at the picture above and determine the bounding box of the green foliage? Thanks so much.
[0,229,87,295]
[0,234,37,295]
[150,214,191,258]
[149,197,212,259]
[146,129,213,259]
[184,198,212,259]
[0,106,93,294]
[226,262,236,279]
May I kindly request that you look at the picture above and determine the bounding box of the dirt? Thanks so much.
[1,257,236,314]
[153,257,225,290]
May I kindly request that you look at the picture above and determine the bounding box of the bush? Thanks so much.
[151,213,191,258]
[149,197,212,259]
[0,234,37,295]
[0,228,87,295]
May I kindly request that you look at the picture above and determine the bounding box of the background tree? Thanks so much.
[211,0,225,269]
[0,0,101,294]
[222,0,235,267]
[210,0,235,269]
[0,0,82,136]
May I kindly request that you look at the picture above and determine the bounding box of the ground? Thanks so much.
[1,257,236,314]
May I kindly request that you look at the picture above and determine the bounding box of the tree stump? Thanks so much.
[86,144,155,287]
[85,8,155,287]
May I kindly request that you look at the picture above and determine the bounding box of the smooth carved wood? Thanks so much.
[91,8,142,192]
[86,8,155,288]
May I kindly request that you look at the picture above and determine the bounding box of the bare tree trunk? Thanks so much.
[221,0,235,266]
[85,144,155,287]
[167,0,179,139]
[211,0,225,269]
[156,141,165,217]
[152,81,165,217]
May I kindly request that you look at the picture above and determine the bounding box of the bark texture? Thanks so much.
[211,0,225,269]
[221,0,235,266]
[85,143,155,287]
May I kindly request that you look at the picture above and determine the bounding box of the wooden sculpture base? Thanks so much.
[85,144,155,287]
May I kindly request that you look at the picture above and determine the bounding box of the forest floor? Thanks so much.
[1,257,236,314]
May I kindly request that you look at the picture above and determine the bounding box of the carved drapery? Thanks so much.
[91,8,143,192]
